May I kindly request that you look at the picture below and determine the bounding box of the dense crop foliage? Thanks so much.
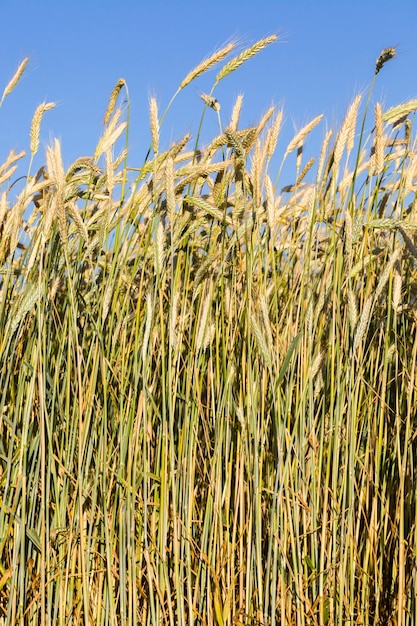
[0,39,417,625]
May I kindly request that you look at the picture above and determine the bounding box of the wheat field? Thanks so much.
[0,38,416,625]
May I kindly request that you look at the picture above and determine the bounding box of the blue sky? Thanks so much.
[1,0,416,188]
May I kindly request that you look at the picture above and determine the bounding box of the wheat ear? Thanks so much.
[104,78,126,126]
[30,102,56,156]
[215,35,277,84]
[179,41,236,89]
[149,97,160,155]
[1,57,29,106]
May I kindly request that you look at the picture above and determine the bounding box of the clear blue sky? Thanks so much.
[1,0,416,187]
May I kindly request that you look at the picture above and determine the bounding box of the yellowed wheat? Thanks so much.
[179,41,236,90]
[95,108,127,158]
[294,157,315,188]
[230,94,244,131]
[383,99,417,125]
[375,248,403,301]
[215,35,277,84]
[1,57,29,105]
[316,130,333,184]
[353,296,374,351]
[30,102,56,157]
[392,263,402,312]
[104,78,126,126]
[149,97,159,154]
[196,285,213,351]
[373,103,384,175]
[333,94,362,176]
[266,109,284,159]
[284,115,323,160]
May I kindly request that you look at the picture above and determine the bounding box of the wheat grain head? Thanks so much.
[1,57,29,106]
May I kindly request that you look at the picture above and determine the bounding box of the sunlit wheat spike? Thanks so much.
[167,132,191,161]
[225,127,246,159]
[179,41,236,89]
[250,314,273,369]
[155,219,165,272]
[266,109,283,158]
[0,191,8,227]
[243,107,274,154]
[1,57,29,105]
[283,114,323,160]
[265,174,276,231]
[200,93,220,112]
[149,96,160,154]
[373,102,384,175]
[105,148,115,195]
[113,148,128,172]
[309,351,324,380]
[196,287,213,351]
[392,263,402,312]
[67,200,89,242]
[382,99,417,125]
[30,102,56,156]
[0,149,25,178]
[101,280,113,324]
[375,47,396,75]
[241,126,259,151]
[316,129,333,183]
[95,108,127,158]
[333,94,362,174]
[215,34,277,84]
[353,296,374,351]
[250,140,262,205]
[9,283,41,337]
[104,78,126,126]
[256,106,275,136]
[46,139,67,243]
[0,163,18,188]
[295,157,315,188]
[46,138,65,189]
[347,288,358,332]
[374,248,402,301]
[230,94,244,131]
[165,157,176,217]
[402,153,417,197]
